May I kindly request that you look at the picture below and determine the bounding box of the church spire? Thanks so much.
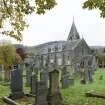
[67,20,80,41]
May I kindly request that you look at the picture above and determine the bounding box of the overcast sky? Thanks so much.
[0,0,105,46]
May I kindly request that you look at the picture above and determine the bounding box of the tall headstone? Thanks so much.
[0,65,2,81]
[40,71,48,88]
[10,65,24,99]
[48,70,63,105]
[87,56,94,82]
[25,64,33,85]
[82,56,93,84]
[61,67,71,88]
[18,63,24,74]
[88,66,93,82]
[30,75,37,95]
[34,81,48,105]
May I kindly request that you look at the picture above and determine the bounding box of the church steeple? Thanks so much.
[67,20,80,41]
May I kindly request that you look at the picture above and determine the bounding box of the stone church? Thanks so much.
[34,21,96,76]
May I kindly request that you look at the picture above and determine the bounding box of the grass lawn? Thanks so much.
[62,68,105,105]
[1,68,105,105]
[0,85,10,104]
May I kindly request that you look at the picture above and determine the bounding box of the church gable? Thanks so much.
[74,39,92,57]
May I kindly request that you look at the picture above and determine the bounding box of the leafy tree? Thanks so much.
[0,40,22,81]
[16,48,27,60]
[83,0,105,18]
[96,49,105,68]
[0,0,56,41]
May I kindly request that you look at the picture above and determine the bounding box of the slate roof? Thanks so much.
[35,41,65,49]
[65,39,81,50]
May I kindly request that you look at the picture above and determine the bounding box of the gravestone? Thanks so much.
[34,81,48,105]
[81,55,94,84]
[88,66,93,82]
[25,64,33,85]
[30,75,37,95]
[10,65,24,99]
[49,70,59,95]
[34,55,41,69]
[61,67,71,89]
[0,65,2,81]
[81,66,88,84]
[40,71,48,88]
[82,62,93,84]
[61,77,70,89]
[48,70,63,105]
[88,56,94,82]
[18,63,24,74]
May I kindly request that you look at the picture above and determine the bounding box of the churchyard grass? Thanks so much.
[0,68,105,105]
[0,85,9,104]
[62,68,105,105]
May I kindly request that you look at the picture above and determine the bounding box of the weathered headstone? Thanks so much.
[34,81,48,105]
[87,66,93,82]
[0,65,2,81]
[61,67,71,88]
[49,70,59,95]
[48,70,63,105]
[61,77,70,89]
[25,64,33,85]
[81,55,94,84]
[81,66,88,84]
[30,75,37,95]
[40,71,48,88]
[10,65,24,99]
